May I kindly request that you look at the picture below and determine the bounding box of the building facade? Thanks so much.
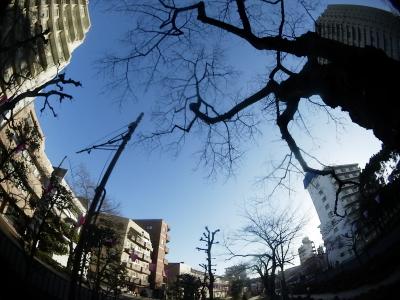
[316,4,400,60]
[298,237,316,265]
[0,0,90,117]
[304,164,361,266]
[94,214,153,292]
[0,102,87,266]
[166,262,204,285]
[134,219,170,291]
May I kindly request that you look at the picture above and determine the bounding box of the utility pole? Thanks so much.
[68,113,143,300]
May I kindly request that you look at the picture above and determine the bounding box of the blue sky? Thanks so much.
[37,0,388,274]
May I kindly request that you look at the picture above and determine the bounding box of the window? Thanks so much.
[318,190,323,195]
[315,183,320,189]
[325,203,329,210]
[322,196,327,202]
[334,227,339,233]
[340,252,345,257]
[146,225,152,230]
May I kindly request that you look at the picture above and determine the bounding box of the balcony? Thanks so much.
[144,241,153,250]
[164,246,169,254]
[143,254,152,263]
[141,267,151,275]
[166,233,170,242]
[136,236,145,246]
[131,264,142,272]
[141,279,150,286]
[132,278,141,285]
[164,258,168,265]
[127,232,136,242]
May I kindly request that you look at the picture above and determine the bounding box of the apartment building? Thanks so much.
[166,262,204,284]
[304,164,361,266]
[298,237,316,265]
[316,4,400,60]
[0,0,90,117]
[134,219,170,291]
[0,102,86,268]
[94,214,153,292]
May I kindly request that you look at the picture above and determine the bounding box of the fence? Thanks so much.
[0,226,115,300]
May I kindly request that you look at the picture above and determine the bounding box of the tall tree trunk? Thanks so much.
[280,266,288,300]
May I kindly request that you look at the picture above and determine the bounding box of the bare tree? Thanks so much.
[226,203,305,299]
[69,164,121,215]
[197,226,220,300]
[85,223,129,300]
[100,0,399,210]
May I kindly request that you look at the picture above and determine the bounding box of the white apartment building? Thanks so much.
[316,4,400,60]
[50,167,87,267]
[0,0,90,118]
[304,164,361,266]
[298,237,316,265]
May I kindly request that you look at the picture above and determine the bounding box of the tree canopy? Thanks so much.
[102,0,400,181]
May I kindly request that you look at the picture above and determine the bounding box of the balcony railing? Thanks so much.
[131,264,142,272]
[144,241,153,250]
[143,254,152,263]
[141,267,151,275]
[136,236,145,246]
[141,279,150,286]
[164,258,168,265]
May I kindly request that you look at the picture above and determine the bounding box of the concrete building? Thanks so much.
[0,102,86,266]
[213,276,230,299]
[0,0,90,117]
[316,4,400,60]
[0,102,85,234]
[94,214,153,293]
[166,262,204,284]
[304,164,361,266]
[298,237,316,265]
[134,219,170,291]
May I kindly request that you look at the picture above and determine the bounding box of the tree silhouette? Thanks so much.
[226,203,305,299]
[69,164,121,215]
[175,273,202,300]
[197,226,220,300]
[102,0,400,183]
